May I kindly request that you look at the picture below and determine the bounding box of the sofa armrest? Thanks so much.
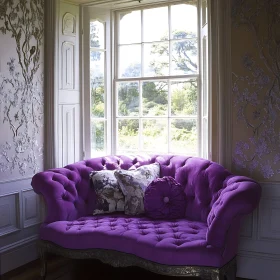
[206,176,261,247]
[31,166,94,223]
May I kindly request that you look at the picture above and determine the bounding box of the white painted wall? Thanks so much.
[0,0,44,274]
[0,0,81,274]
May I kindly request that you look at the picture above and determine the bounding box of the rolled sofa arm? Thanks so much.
[206,176,261,247]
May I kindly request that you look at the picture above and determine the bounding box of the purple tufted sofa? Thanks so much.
[31,154,261,280]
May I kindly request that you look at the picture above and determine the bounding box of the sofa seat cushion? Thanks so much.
[40,214,226,267]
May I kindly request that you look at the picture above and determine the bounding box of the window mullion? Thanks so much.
[168,4,172,76]
[139,80,143,151]
[197,0,202,157]
[168,79,171,153]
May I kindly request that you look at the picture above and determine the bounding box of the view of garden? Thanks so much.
[90,4,199,156]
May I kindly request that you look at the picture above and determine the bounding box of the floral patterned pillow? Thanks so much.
[90,170,125,215]
[114,163,160,215]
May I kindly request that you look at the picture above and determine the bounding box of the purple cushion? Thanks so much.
[144,176,186,219]
[39,214,229,267]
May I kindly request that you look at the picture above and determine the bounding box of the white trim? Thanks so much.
[44,0,60,169]
[209,0,232,168]
[0,235,38,275]
[115,74,199,82]
[237,251,280,280]
[0,235,38,254]
[0,176,32,184]
[80,5,85,159]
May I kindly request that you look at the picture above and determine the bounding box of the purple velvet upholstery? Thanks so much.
[31,154,261,267]
[144,176,186,219]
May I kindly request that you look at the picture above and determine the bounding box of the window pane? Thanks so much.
[171,80,197,116]
[90,21,104,49]
[142,119,168,151]
[143,7,168,42]
[143,42,169,76]
[119,45,141,78]
[171,4,197,39]
[171,40,198,75]
[91,51,105,118]
[170,119,197,155]
[120,10,141,44]
[142,81,168,116]
[117,119,139,151]
[91,120,106,155]
[117,82,139,117]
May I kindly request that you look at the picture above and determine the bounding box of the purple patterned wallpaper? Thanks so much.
[231,0,280,180]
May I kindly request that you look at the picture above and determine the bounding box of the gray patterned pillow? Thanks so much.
[114,163,160,215]
[90,170,125,215]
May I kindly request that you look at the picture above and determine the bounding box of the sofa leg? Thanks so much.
[38,246,47,280]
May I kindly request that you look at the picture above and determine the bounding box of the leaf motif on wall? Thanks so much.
[232,0,280,179]
[0,0,44,176]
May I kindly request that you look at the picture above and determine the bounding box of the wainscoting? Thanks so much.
[0,182,279,279]
[0,178,43,274]
[237,182,280,280]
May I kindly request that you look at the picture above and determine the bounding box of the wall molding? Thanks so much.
[0,235,38,254]
[0,192,20,237]
[0,235,38,275]
[237,251,280,280]
[44,0,60,170]
[238,250,280,261]
[209,0,232,170]
[0,176,32,185]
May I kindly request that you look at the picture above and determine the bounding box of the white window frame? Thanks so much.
[114,3,203,156]
[80,0,232,168]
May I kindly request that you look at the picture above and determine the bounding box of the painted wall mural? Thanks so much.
[231,0,280,180]
[0,0,44,179]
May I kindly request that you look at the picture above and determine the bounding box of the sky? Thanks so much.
[118,3,198,77]
[90,3,198,79]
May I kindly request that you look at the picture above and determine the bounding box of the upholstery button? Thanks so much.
[163,197,170,203]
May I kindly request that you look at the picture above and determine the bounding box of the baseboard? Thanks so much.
[0,235,38,275]
[237,251,280,280]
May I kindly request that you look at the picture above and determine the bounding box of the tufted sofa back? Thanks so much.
[31,154,256,225]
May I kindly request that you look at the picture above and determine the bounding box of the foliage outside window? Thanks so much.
[90,0,208,157]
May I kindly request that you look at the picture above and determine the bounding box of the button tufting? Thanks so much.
[156,236,162,242]
[163,197,170,203]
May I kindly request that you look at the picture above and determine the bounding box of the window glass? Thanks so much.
[90,20,106,156]
[115,2,202,155]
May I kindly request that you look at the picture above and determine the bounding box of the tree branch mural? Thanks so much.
[0,0,44,176]
[232,0,280,179]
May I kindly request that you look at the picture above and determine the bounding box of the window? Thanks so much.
[86,0,209,158]
[90,20,107,156]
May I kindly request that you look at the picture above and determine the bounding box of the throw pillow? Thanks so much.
[144,176,186,219]
[114,163,160,215]
[89,170,125,215]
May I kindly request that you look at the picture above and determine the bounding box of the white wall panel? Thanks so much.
[240,213,253,238]
[0,193,20,237]
[22,189,41,228]
[62,41,75,89]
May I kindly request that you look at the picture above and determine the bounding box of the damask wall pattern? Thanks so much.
[0,0,44,179]
[231,0,280,180]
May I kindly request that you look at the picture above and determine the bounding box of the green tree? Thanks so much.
[150,31,198,75]
[91,27,199,153]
